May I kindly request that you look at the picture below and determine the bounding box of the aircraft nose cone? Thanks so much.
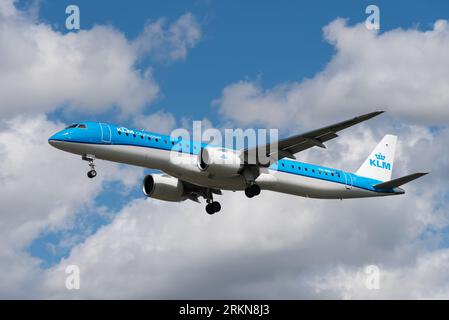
[48,133,59,146]
[48,132,68,148]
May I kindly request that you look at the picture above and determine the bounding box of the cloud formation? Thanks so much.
[133,13,202,62]
[0,1,201,118]
[0,115,142,297]
[132,110,177,134]
[32,19,449,299]
[35,122,448,299]
[216,19,449,128]
[0,3,447,299]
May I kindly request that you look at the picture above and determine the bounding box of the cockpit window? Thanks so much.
[65,124,78,129]
[77,124,87,129]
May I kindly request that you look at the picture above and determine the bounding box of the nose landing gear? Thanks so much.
[82,154,97,179]
[87,169,97,179]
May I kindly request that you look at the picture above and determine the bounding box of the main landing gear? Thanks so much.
[206,201,221,215]
[241,166,261,198]
[82,154,97,179]
[245,184,261,198]
[205,189,221,215]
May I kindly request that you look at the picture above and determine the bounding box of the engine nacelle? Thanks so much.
[142,174,186,202]
[198,147,243,176]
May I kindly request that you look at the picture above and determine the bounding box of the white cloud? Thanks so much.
[133,13,201,62]
[0,0,16,17]
[0,1,201,119]
[36,124,449,299]
[0,7,447,299]
[132,110,177,134]
[311,249,449,299]
[0,115,142,297]
[1,101,447,300]
[215,19,449,128]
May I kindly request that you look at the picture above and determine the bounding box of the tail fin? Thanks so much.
[355,134,397,182]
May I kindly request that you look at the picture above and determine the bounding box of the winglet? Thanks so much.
[373,172,428,189]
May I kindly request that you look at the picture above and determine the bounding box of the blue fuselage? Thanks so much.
[49,122,403,198]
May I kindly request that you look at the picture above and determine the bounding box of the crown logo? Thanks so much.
[375,153,385,161]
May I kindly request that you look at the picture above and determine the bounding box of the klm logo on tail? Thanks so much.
[356,134,396,181]
[369,153,391,170]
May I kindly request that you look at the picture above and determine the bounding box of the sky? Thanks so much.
[1,0,449,298]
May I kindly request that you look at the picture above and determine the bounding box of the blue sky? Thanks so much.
[13,0,449,285]
[30,0,449,125]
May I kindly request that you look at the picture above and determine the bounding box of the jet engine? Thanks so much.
[198,147,243,176]
[142,174,186,202]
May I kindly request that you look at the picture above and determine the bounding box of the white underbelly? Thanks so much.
[163,152,246,190]
[62,142,246,190]
[58,142,378,198]
[256,169,376,199]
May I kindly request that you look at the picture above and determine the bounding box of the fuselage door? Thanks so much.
[343,172,353,190]
[100,123,112,143]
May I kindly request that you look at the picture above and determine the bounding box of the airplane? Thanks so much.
[48,111,428,215]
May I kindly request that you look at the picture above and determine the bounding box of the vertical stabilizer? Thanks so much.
[355,135,397,182]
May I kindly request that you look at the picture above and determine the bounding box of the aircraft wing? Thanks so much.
[242,110,385,166]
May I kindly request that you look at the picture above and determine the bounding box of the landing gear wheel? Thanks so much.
[211,201,221,213]
[87,170,97,179]
[82,155,97,179]
[206,201,221,215]
[245,184,261,198]
[206,203,215,215]
[251,184,261,196]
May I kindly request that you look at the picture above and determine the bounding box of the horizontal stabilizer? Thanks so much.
[373,172,428,189]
